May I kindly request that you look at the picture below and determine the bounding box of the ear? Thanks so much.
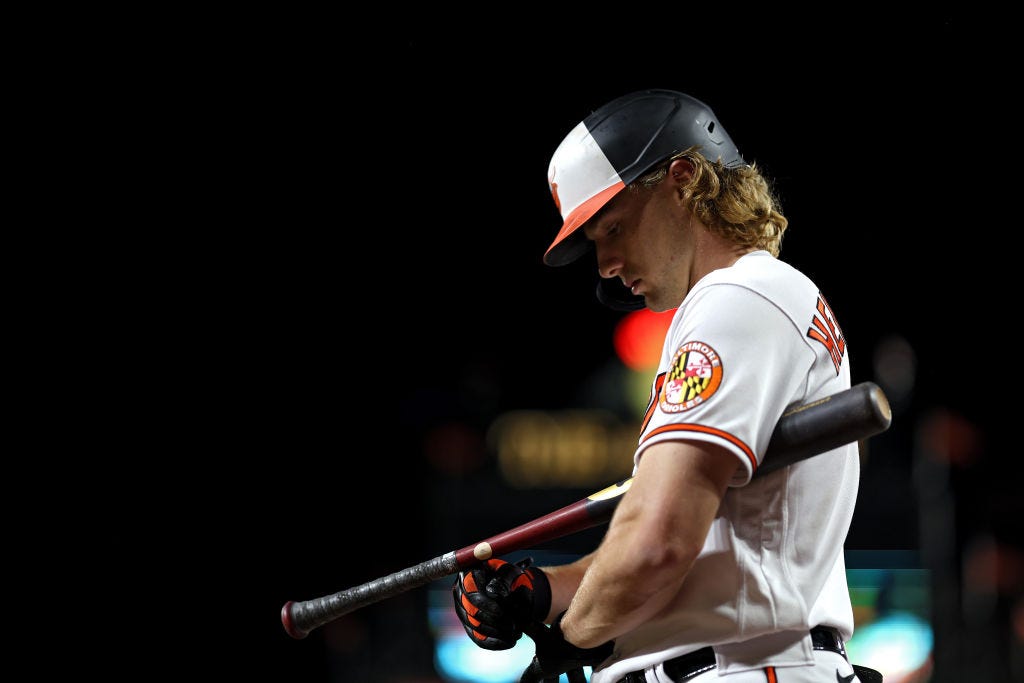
[668,158,695,183]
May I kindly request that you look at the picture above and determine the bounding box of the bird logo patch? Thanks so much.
[659,340,723,413]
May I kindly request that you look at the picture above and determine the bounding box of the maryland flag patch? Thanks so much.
[659,341,723,413]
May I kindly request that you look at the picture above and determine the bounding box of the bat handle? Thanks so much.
[281,552,461,638]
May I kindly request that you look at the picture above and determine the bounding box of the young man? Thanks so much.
[453,89,875,683]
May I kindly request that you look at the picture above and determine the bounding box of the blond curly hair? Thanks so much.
[633,147,788,257]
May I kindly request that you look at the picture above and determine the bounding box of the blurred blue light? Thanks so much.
[434,634,535,683]
[434,631,593,683]
[846,611,932,679]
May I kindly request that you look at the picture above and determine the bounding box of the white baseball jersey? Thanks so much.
[593,250,859,682]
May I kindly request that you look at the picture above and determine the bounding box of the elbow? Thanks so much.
[633,537,700,579]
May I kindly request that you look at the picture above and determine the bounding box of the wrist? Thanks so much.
[552,610,577,645]
[526,566,552,621]
[555,609,613,652]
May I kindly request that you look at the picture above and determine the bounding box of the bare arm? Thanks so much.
[557,440,739,647]
[539,553,595,623]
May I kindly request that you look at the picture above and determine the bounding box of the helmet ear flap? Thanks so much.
[596,277,645,311]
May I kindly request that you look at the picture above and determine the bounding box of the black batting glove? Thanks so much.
[519,611,614,683]
[452,557,552,650]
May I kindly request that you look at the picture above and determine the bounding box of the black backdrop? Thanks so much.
[95,17,1015,683]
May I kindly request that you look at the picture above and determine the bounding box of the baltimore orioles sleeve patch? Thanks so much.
[659,340,723,413]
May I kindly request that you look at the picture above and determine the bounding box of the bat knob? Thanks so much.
[281,601,308,640]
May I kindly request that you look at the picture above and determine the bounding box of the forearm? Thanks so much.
[559,516,696,647]
[539,553,594,623]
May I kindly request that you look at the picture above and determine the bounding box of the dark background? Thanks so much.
[91,17,1016,683]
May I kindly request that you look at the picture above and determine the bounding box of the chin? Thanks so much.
[645,300,669,313]
[646,295,682,313]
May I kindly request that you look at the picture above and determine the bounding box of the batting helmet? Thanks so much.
[543,89,746,310]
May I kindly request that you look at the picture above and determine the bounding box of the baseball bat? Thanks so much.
[282,381,891,639]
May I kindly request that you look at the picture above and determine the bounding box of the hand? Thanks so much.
[519,611,614,683]
[452,557,552,650]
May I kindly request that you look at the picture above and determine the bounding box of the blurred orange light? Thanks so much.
[613,308,676,371]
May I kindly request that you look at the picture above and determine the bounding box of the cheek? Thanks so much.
[646,215,683,257]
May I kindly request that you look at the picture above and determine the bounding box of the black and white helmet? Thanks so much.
[543,89,746,310]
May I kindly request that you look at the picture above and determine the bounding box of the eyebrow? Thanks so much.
[583,202,615,239]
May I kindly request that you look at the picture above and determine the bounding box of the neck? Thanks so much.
[689,227,755,289]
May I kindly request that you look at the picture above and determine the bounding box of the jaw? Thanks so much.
[642,289,684,313]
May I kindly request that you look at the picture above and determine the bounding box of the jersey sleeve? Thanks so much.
[634,282,817,485]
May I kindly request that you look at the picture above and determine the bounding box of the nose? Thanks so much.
[595,244,623,280]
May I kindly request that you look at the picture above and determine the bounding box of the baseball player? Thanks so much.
[453,90,882,682]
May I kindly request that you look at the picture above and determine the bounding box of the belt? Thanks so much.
[616,626,847,683]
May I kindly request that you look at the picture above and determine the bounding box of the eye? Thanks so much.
[586,219,620,241]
